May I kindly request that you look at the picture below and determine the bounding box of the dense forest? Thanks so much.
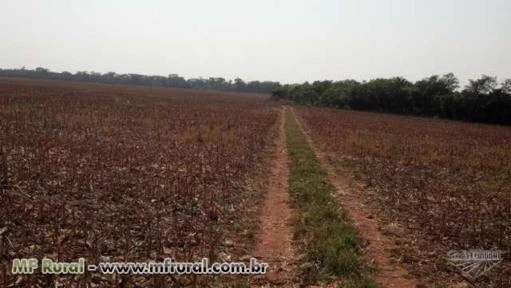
[272,74,511,125]
[0,67,278,94]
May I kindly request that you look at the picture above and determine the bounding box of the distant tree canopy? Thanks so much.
[272,74,511,125]
[0,67,278,94]
[2,67,509,124]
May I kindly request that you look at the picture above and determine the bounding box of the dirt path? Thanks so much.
[289,108,419,288]
[253,107,296,287]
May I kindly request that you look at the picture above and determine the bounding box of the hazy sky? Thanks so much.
[1,0,510,85]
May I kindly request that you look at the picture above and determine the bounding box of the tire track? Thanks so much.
[253,107,296,287]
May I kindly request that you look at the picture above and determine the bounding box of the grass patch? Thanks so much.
[285,109,377,287]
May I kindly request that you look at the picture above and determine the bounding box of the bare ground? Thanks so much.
[290,107,419,288]
[253,107,297,287]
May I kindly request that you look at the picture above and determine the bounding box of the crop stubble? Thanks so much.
[295,106,511,287]
[0,79,279,287]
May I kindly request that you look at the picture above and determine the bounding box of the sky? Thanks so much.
[1,0,510,85]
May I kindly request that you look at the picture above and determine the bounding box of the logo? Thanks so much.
[446,250,504,280]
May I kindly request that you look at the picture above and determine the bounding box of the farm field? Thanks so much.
[295,106,511,287]
[0,79,280,287]
[1,78,510,288]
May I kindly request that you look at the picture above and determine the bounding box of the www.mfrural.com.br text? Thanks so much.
[11,257,268,275]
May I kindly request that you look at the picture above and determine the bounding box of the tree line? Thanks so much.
[272,74,511,125]
[0,67,278,94]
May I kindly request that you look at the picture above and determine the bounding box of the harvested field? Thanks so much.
[295,106,511,287]
[0,79,279,287]
[3,78,510,287]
